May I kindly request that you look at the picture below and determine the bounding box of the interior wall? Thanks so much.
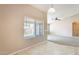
[50,14,79,37]
[50,17,72,37]
[0,4,47,54]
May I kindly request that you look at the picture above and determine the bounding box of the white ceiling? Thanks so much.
[31,4,79,19]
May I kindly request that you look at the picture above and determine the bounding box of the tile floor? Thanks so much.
[14,41,79,55]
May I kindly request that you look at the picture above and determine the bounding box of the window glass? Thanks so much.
[24,16,44,39]
[24,17,35,38]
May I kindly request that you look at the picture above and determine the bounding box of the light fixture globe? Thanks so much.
[48,8,55,14]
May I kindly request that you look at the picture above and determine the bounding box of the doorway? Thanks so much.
[72,22,79,36]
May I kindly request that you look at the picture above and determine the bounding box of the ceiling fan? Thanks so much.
[52,17,61,21]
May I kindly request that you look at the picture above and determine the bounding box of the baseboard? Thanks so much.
[9,41,46,55]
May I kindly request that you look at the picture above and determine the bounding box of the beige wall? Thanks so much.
[0,4,47,54]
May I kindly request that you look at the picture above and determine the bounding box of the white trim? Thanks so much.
[9,41,46,55]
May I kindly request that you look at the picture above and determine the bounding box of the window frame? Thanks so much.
[24,16,44,39]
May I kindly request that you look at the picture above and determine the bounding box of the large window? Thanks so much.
[24,16,44,39]
[35,21,44,36]
[24,17,35,38]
